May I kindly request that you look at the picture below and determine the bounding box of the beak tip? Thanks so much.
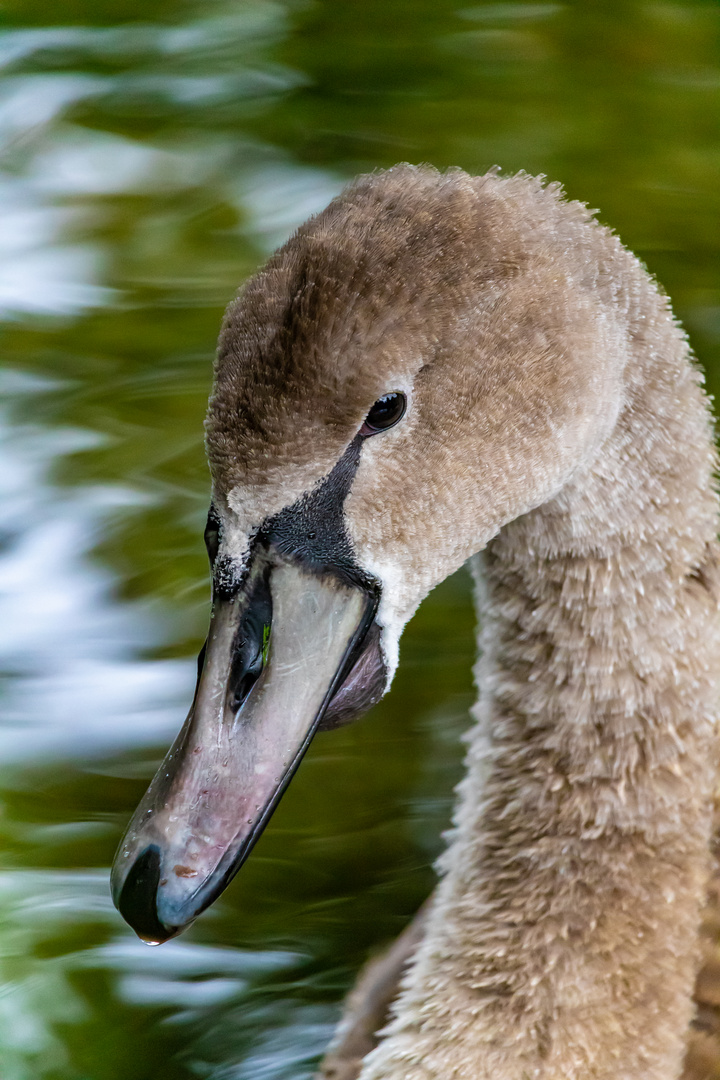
[114,844,180,945]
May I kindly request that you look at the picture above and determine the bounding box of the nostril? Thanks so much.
[117,845,175,944]
[226,572,272,716]
[228,646,264,712]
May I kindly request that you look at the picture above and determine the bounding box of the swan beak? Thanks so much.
[110,552,376,943]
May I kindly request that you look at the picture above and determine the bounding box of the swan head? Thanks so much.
[111,164,625,942]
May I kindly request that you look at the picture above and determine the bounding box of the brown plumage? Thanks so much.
[204,165,720,1079]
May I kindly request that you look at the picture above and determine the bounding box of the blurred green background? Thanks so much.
[0,1,718,1077]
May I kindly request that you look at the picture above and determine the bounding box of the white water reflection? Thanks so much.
[0,73,106,139]
[0,174,112,316]
[212,1007,337,1080]
[0,9,341,318]
[27,128,214,196]
[234,162,344,254]
[87,940,298,1010]
[0,871,106,1080]
[0,373,195,765]
[0,867,313,1080]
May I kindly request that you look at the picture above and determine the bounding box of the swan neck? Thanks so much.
[361,341,720,1079]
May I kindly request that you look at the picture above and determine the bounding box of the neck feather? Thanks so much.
[361,318,720,1079]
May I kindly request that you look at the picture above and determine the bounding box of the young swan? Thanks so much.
[310,170,720,1080]
[113,166,720,1079]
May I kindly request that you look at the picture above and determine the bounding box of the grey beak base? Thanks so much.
[111,552,377,942]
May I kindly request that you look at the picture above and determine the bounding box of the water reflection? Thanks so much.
[0,871,103,1080]
[0,7,339,320]
[0,0,718,1077]
[0,866,326,1079]
[0,373,193,765]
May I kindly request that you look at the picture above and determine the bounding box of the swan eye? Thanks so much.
[360,392,406,436]
[204,508,221,566]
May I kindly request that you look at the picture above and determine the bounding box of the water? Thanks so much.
[0,1,718,1076]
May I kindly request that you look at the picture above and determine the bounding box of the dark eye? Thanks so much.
[204,507,221,566]
[360,392,407,436]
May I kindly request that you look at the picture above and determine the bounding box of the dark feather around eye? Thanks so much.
[360,392,407,436]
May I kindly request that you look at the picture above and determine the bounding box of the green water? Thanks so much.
[0,1,718,1076]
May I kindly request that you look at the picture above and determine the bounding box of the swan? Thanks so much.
[110,165,720,1079]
